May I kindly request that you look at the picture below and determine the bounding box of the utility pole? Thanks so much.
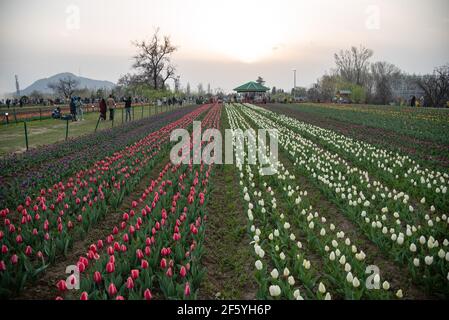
[292,69,297,98]
[15,75,21,97]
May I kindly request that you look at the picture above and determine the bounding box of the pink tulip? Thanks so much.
[160,258,167,269]
[80,292,88,300]
[57,280,68,292]
[106,262,115,273]
[144,289,152,300]
[180,266,187,278]
[10,254,18,265]
[136,249,144,260]
[0,260,6,271]
[25,246,33,256]
[108,283,117,296]
[184,282,191,296]
[126,277,134,289]
[166,267,173,278]
[131,269,139,280]
[93,271,102,284]
[141,259,149,269]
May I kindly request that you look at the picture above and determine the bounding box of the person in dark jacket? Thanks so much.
[125,96,132,122]
[99,98,107,120]
[410,96,416,107]
[70,97,77,121]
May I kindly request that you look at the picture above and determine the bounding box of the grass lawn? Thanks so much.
[0,104,171,156]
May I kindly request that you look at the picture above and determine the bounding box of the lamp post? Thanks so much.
[292,69,297,98]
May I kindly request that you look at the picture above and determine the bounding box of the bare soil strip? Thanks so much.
[199,109,257,300]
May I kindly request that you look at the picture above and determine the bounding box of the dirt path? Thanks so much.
[15,152,171,300]
[266,104,449,169]
[199,164,257,300]
[199,108,257,300]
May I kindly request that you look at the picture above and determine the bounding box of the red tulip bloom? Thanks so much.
[136,249,144,260]
[166,267,173,278]
[16,234,23,244]
[144,289,152,300]
[106,262,115,273]
[25,246,33,256]
[93,271,102,284]
[116,296,124,300]
[180,266,187,278]
[1,245,8,254]
[160,258,167,269]
[108,283,118,296]
[184,282,191,296]
[57,279,68,292]
[131,269,139,280]
[0,260,6,271]
[80,292,88,300]
[126,277,134,289]
[10,254,18,265]
[141,259,149,269]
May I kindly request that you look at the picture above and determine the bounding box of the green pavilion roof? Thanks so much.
[233,81,270,93]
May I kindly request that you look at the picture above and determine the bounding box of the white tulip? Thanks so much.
[269,285,281,297]
[324,292,331,300]
[382,281,390,290]
[288,276,295,286]
[425,256,434,265]
[396,289,403,298]
[318,282,326,293]
[352,277,360,288]
[271,269,279,279]
[410,243,417,252]
[346,272,354,283]
[255,260,263,270]
[413,258,420,267]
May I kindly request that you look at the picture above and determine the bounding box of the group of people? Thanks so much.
[69,96,85,121]
[98,95,133,122]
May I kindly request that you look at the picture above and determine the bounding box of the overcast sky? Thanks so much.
[0,0,448,96]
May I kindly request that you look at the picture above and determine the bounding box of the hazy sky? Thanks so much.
[0,0,448,96]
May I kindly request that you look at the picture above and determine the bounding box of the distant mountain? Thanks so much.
[20,72,116,95]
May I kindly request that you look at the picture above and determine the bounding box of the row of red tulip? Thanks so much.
[55,104,222,300]
[0,105,211,297]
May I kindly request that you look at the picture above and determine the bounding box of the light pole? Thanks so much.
[292,69,297,98]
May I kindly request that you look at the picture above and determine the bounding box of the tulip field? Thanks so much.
[0,102,448,300]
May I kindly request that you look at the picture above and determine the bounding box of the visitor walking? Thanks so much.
[75,97,84,121]
[99,98,107,120]
[410,96,416,107]
[107,95,116,121]
[70,97,77,121]
[125,96,132,122]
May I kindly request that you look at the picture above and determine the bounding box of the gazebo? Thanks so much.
[233,81,270,103]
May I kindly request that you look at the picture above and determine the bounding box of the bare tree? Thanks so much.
[415,64,449,108]
[48,76,79,98]
[371,61,401,105]
[132,28,177,90]
[334,45,373,85]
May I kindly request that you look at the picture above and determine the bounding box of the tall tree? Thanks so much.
[48,76,79,98]
[371,61,401,104]
[197,83,204,95]
[132,28,177,90]
[334,45,373,85]
[416,64,449,108]
[186,82,191,96]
